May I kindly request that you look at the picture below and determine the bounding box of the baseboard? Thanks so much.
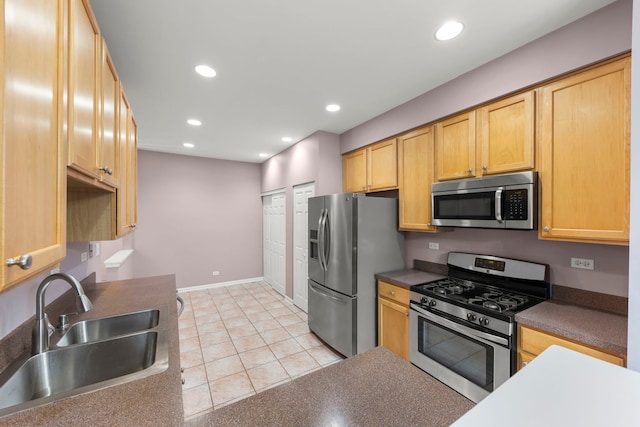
[178,276,264,293]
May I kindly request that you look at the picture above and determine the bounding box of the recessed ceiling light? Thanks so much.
[259,153,269,158]
[183,142,195,148]
[282,137,293,143]
[195,64,216,77]
[326,104,341,112]
[187,119,202,126]
[435,21,464,41]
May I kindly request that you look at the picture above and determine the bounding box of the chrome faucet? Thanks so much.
[32,273,93,354]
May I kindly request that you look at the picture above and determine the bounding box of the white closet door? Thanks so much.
[293,183,315,312]
[262,192,286,296]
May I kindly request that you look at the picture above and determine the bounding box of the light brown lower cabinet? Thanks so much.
[517,325,625,371]
[378,281,410,361]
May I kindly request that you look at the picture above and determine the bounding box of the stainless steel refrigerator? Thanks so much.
[307,193,404,357]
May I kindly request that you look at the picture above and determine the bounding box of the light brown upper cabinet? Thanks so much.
[398,126,438,232]
[435,91,535,181]
[99,38,119,187]
[342,138,398,193]
[435,111,476,181]
[1,0,67,292]
[538,55,630,245]
[117,89,138,237]
[477,91,535,176]
[67,0,101,182]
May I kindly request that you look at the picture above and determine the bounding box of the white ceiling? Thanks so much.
[89,0,616,163]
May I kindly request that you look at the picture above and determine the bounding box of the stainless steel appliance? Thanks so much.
[409,252,550,403]
[431,171,537,229]
[308,193,404,357]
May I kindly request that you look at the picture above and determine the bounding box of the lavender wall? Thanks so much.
[341,0,632,152]
[134,150,263,288]
[406,230,629,297]
[261,131,342,297]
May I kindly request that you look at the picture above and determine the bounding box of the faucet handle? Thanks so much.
[43,313,56,337]
[58,312,78,331]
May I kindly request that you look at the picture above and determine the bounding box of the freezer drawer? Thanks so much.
[308,280,355,357]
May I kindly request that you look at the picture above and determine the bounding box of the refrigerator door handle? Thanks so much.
[319,208,329,271]
[322,208,330,271]
[309,281,348,304]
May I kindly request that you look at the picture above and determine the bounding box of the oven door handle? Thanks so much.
[410,304,509,347]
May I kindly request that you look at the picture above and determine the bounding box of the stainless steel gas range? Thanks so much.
[409,252,550,403]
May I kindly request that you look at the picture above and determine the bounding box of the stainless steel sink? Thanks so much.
[55,309,160,347]
[0,306,168,417]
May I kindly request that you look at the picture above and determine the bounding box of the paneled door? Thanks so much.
[293,183,315,312]
[262,192,286,296]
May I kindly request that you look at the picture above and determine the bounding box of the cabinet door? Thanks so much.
[538,56,630,244]
[342,148,367,193]
[378,297,410,361]
[117,89,137,236]
[67,0,100,178]
[477,91,535,175]
[99,38,119,187]
[2,0,66,291]
[367,138,397,191]
[435,111,476,181]
[398,126,437,231]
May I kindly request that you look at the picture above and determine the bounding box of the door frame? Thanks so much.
[262,189,286,296]
[292,182,315,312]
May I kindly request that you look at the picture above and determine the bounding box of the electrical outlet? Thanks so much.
[81,252,88,262]
[571,257,594,270]
[212,271,220,276]
[428,242,439,250]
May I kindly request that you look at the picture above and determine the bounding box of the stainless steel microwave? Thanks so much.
[431,171,537,230]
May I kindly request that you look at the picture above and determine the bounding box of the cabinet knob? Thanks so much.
[482,165,488,171]
[99,166,113,175]
[129,223,137,229]
[390,291,395,296]
[467,168,472,173]
[6,254,33,270]
[543,226,550,232]
[405,312,409,317]
[522,361,528,368]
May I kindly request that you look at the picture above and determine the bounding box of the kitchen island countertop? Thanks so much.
[186,346,475,427]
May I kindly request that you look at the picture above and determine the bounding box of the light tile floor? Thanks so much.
[178,280,344,420]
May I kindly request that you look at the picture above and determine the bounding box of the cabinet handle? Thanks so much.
[99,166,113,175]
[390,291,395,296]
[6,254,33,270]
[543,226,550,232]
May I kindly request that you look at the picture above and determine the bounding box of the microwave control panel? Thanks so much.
[504,189,528,220]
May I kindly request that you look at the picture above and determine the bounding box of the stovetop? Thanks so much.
[411,277,545,318]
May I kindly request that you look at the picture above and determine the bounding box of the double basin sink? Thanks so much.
[0,307,169,416]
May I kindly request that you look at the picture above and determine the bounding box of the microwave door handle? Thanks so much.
[495,188,503,222]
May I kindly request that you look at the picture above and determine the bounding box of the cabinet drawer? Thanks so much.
[378,281,410,306]
[519,325,625,367]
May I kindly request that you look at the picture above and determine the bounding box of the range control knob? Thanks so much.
[478,317,490,326]
[421,297,429,305]
[428,299,437,307]
[467,313,477,321]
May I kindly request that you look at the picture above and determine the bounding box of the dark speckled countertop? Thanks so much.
[515,300,627,356]
[186,346,474,427]
[0,275,183,427]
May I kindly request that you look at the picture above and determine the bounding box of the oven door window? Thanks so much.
[417,316,494,391]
